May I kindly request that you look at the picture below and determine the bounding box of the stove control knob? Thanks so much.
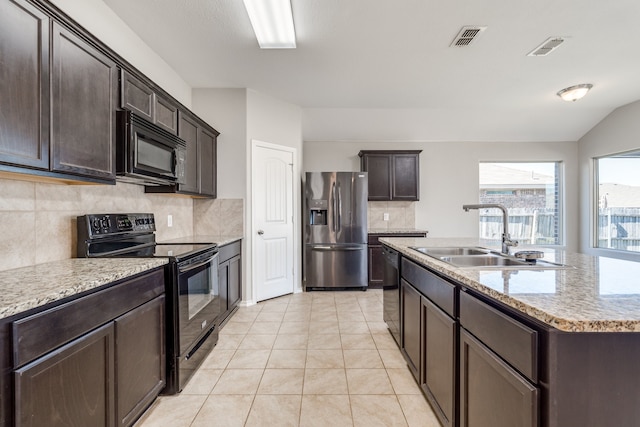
[91,218,101,231]
[101,216,110,229]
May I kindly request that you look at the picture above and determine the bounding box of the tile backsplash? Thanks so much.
[368,201,416,230]
[0,177,243,272]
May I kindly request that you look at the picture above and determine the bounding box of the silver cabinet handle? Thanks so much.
[257,230,264,235]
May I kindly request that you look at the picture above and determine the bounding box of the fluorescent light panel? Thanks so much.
[243,0,296,49]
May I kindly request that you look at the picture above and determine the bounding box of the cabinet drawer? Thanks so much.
[12,268,164,368]
[401,258,455,317]
[219,240,241,263]
[459,290,538,382]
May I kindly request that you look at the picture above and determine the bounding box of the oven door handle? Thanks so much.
[178,253,218,273]
[87,242,157,258]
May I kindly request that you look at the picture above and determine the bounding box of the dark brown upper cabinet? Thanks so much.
[51,22,117,181]
[358,150,421,201]
[0,0,50,171]
[0,0,116,184]
[146,110,218,198]
[120,70,178,135]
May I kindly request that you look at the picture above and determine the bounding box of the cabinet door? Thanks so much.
[178,111,199,193]
[114,295,165,427]
[198,126,217,197]
[154,95,178,135]
[228,255,241,308]
[362,154,392,200]
[400,279,421,380]
[392,154,419,200]
[218,259,230,316]
[460,328,538,427]
[422,297,456,427]
[14,323,115,427]
[51,22,117,181]
[120,70,153,121]
[0,0,50,170]
[368,244,384,286]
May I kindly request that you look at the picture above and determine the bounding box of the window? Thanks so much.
[478,162,562,245]
[595,150,640,253]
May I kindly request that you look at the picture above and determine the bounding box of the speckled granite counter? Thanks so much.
[0,258,168,320]
[369,228,428,235]
[158,234,243,247]
[379,237,640,333]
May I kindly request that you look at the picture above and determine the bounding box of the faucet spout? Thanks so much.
[462,203,518,255]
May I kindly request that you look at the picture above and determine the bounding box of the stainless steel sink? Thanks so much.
[411,247,491,256]
[410,246,571,269]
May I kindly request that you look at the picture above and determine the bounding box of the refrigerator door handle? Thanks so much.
[331,182,337,232]
[310,245,364,251]
[337,181,342,232]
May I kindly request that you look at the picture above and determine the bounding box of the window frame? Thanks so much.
[478,161,565,247]
[593,150,640,259]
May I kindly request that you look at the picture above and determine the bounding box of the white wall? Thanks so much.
[578,100,640,259]
[49,0,192,106]
[304,140,579,251]
[246,90,303,302]
[192,89,247,199]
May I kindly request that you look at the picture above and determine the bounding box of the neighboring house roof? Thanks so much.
[480,164,554,190]
[599,183,640,208]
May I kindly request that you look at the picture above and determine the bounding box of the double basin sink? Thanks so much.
[410,246,570,269]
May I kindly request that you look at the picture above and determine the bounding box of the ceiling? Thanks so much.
[103,0,640,142]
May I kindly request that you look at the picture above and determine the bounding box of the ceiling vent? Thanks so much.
[450,26,487,47]
[527,37,565,56]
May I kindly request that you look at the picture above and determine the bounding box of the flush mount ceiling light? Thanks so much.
[557,84,593,102]
[243,0,296,49]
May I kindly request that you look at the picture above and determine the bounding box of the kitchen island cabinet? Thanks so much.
[400,256,457,427]
[382,236,640,427]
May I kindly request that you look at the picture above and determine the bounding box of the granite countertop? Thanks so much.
[369,228,428,235]
[158,234,243,247]
[0,258,168,320]
[379,237,640,333]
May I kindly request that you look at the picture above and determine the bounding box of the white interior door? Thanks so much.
[252,143,294,301]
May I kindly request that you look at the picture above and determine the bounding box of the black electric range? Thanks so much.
[77,213,220,394]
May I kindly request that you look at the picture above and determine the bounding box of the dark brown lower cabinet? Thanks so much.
[217,240,242,326]
[115,295,165,427]
[11,268,165,427]
[14,323,115,427]
[460,328,538,427]
[400,279,421,380]
[422,296,456,427]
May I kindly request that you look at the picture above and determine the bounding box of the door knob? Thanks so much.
[257,230,264,235]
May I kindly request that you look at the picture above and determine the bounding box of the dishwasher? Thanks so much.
[382,245,401,345]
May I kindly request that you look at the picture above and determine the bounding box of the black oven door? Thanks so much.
[177,250,220,356]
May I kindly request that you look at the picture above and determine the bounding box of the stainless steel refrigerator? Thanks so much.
[304,172,368,290]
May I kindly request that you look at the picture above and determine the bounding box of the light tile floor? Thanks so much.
[135,289,441,427]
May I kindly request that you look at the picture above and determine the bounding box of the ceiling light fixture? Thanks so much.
[556,84,593,102]
[243,0,296,49]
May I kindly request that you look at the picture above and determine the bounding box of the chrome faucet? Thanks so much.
[462,203,518,255]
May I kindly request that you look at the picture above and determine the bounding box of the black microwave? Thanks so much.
[116,110,186,186]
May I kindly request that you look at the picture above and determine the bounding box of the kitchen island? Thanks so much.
[380,237,640,427]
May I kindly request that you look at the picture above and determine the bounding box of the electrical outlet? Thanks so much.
[167,214,173,227]
[383,213,389,221]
